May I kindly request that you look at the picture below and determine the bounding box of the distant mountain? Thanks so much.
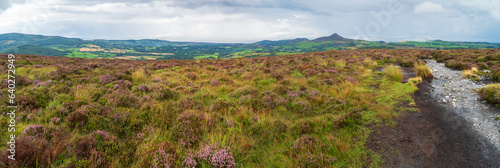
[0,33,84,50]
[1,33,499,60]
[311,33,350,42]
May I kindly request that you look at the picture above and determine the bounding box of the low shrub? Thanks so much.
[182,143,236,168]
[173,111,205,147]
[151,146,178,168]
[185,73,197,80]
[0,136,52,168]
[22,124,52,140]
[155,88,179,100]
[66,111,89,129]
[73,136,97,159]
[478,84,500,104]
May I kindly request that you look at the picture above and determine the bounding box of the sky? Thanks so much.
[0,0,499,43]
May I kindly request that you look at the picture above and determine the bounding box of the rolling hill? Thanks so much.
[1,33,499,60]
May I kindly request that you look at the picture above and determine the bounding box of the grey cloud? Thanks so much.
[0,0,499,43]
[0,0,28,11]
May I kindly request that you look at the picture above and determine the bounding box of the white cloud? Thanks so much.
[414,2,445,14]
[491,10,500,20]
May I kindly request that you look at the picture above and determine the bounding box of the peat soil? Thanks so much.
[367,71,500,167]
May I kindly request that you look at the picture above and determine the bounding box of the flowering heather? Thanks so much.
[322,79,334,85]
[151,148,176,168]
[298,153,336,168]
[183,143,236,168]
[344,77,356,83]
[23,124,51,139]
[113,112,128,124]
[136,126,155,139]
[153,77,160,82]
[326,70,338,74]
[237,95,253,105]
[303,69,318,77]
[50,117,61,124]
[113,84,120,90]
[287,88,320,99]
[260,91,288,109]
[173,111,204,147]
[91,149,106,167]
[32,79,40,85]
[211,79,220,86]
[35,80,51,87]
[182,153,198,167]
[226,120,234,127]
[291,100,314,115]
[27,114,36,120]
[251,116,258,123]
[137,84,150,93]
[185,73,197,80]
[92,130,108,138]
[99,74,117,84]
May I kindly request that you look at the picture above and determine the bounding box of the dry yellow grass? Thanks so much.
[414,62,433,78]
[471,67,478,73]
[132,68,147,83]
[462,69,474,79]
[408,77,423,87]
[384,65,404,82]
[462,67,479,79]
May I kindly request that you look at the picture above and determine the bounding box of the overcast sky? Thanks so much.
[0,0,499,43]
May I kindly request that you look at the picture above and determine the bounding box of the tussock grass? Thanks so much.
[384,65,404,82]
[462,67,479,79]
[462,70,474,79]
[462,67,478,79]
[414,62,433,78]
[132,68,147,83]
[334,59,346,67]
[408,77,423,87]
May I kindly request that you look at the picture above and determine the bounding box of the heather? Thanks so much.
[1,49,493,167]
[432,49,500,81]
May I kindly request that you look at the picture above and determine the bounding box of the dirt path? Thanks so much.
[367,79,500,167]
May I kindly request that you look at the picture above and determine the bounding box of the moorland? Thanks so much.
[0,47,499,167]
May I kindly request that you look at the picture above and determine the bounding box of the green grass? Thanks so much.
[194,54,218,59]
[66,51,99,59]
[15,66,58,80]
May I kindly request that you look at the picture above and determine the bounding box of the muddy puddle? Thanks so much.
[425,60,500,152]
